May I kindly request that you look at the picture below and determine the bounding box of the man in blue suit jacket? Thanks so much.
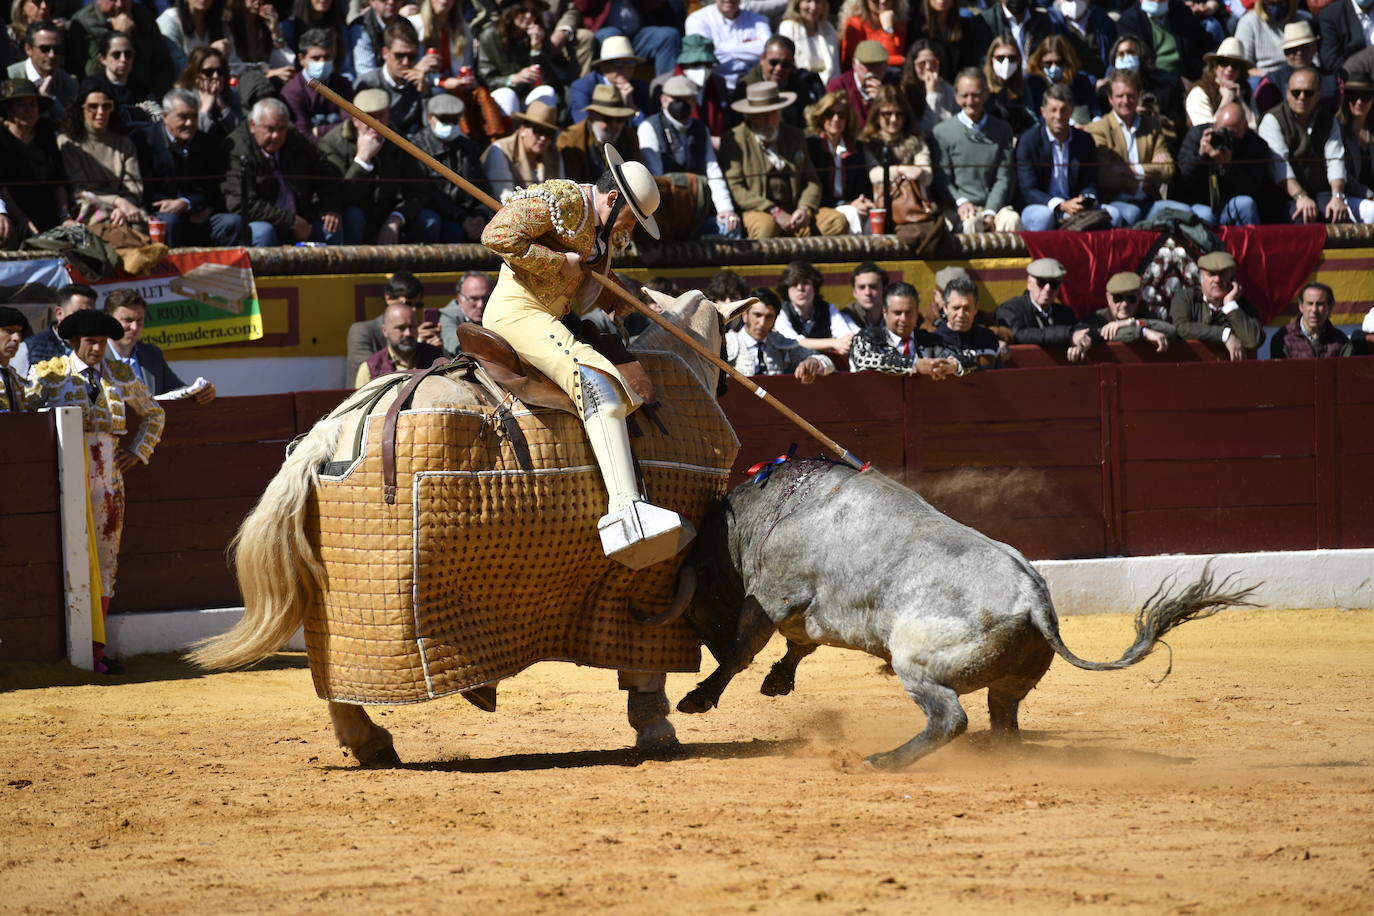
[1016,84,1106,231]
[567,36,654,127]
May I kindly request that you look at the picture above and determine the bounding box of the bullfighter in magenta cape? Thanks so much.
[481,144,692,570]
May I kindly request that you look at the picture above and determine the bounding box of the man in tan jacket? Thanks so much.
[719,81,848,239]
[1084,70,1192,226]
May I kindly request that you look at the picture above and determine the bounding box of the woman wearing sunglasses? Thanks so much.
[93,31,154,119]
[1338,80,1374,224]
[172,45,244,143]
[58,79,145,228]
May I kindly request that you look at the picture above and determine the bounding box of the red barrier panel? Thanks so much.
[0,412,64,662]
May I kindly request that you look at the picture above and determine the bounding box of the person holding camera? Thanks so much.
[1176,102,1282,226]
[1016,83,1109,231]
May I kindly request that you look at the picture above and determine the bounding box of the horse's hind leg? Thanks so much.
[867,668,968,771]
[760,640,817,697]
[329,701,401,767]
[620,672,680,754]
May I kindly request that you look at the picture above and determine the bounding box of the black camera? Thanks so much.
[1210,127,1234,152]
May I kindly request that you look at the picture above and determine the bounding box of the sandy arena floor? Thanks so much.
[1,607,1372,914]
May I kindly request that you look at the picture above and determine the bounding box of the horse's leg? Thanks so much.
[619,671,680,753]
[328,701,401,767]
[760,639,818,696]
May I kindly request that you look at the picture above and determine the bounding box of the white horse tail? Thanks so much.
[188,416,344,670]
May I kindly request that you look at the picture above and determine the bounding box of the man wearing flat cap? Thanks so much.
[411,93,493,243]
[319,87,432,244]
[638,75,742,237]
[995,258,1080,348]
[0,306,32,411]
[721,80,849,238]
[824,40,894,128]
[1170,250,1264,360]
[568,35,653,128]
[559,84,642,183]
[25,308,164,674]
[1068,271,1176,362]
[481,145,693,571]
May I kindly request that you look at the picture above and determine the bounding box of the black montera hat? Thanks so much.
[0,306,33,338]
[58,309,124,341]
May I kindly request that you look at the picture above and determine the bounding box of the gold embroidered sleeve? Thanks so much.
[24,357,68,409]
[482,194,567,281]
[121,376,165,463]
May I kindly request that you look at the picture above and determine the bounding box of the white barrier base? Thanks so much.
[103,548,1374,658]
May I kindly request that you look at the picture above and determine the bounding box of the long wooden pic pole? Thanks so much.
[307,79,870,471]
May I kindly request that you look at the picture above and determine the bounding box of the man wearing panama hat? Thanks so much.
[721,80,848,237]
[1254,21,1337,114]
[558,82,643,183]
[568,34,653,127]
[481,145,695,570]
[481,100,565,201]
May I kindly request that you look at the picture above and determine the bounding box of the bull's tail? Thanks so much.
[1031,564,1260,679]
[187,416,345,670]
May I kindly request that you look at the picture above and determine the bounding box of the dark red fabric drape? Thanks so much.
[1021,224,1327,322]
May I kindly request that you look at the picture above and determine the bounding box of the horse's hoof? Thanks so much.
[676,691,715,715]
[461,684,498,713]
[356,745,403,768]
[634,719,681,755]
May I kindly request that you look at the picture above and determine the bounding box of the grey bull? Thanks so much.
[675,459,1258,769]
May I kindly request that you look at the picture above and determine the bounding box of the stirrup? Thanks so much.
[598,500,696,571]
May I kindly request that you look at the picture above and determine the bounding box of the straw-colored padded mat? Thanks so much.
[303,351,739,705]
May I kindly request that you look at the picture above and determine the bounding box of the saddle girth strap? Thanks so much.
[469,364,535,473]
[381,358,454,505]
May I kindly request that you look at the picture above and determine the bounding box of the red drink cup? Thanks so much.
[148,218,166,244]
[868,208,887,235]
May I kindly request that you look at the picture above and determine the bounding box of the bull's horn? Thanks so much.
[629,566,697,628]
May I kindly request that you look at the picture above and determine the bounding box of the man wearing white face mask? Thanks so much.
[1116,0,1212,83]
[558,83,641,184]
[282,28,357,144]
[411,93,492,242]
[686,0,773,93]
[1050,0,1118,80]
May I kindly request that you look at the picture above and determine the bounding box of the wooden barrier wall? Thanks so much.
[3,354,1372,633]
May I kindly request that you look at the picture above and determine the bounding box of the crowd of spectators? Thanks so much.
[8,0,1374,249]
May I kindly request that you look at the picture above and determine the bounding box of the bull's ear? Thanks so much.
[715,297,757,323]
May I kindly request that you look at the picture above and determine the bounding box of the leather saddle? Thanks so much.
[457,322,659,414]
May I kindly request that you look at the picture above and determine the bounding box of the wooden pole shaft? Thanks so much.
[307,79,870,471]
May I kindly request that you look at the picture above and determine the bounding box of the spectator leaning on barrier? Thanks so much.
[1016,82,1106,231]
[849,281,960,378]
[1176,101,1279,227]
[16,282,97,378]
[225,97,343,246]
[355,300,444,388]
[131,87,243,247]
[1268,281,1354,358]
[725,289,834,382]
[932,67,1021,234]
[319,87,431,244]
[934,275,1000,372]
[774,258,860,359]
[1068,270,1174,363]
[410,93,492,243]
[1170,250,1264,360]
[25,307,164,675]
[1259,67,1352,225]
[439,270,493,355]
[639,75,742,238]
[996,258,1079,349]
[345,270,440,382]
[104,288,217,402]
[0,305,32,411]
[723,80,850,238]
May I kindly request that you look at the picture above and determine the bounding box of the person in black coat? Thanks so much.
[1016,83,1104,230]
[1115,0,1214,83]
[1175,101,1283,226]
[970,0,1063,65]
[408,94,492,243]
[132,88,242,247]
[995,257,1083,349]
[1318,0,1373,81]
[731,36,827,131]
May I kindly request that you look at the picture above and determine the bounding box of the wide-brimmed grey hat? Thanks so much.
[584,83,637,119]
[730,80,796,115]
[604,144,660,240]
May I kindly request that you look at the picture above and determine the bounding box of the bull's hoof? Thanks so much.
[676,689,717,715]
[355,744,403,768]
[864,751,907,771]
[759,668,795,697]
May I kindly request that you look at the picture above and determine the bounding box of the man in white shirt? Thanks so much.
[685,0,773,93]
[1257,67,1352,224]
[637,75,740,237]
[5,20,76,124]
[725,295,833,381]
